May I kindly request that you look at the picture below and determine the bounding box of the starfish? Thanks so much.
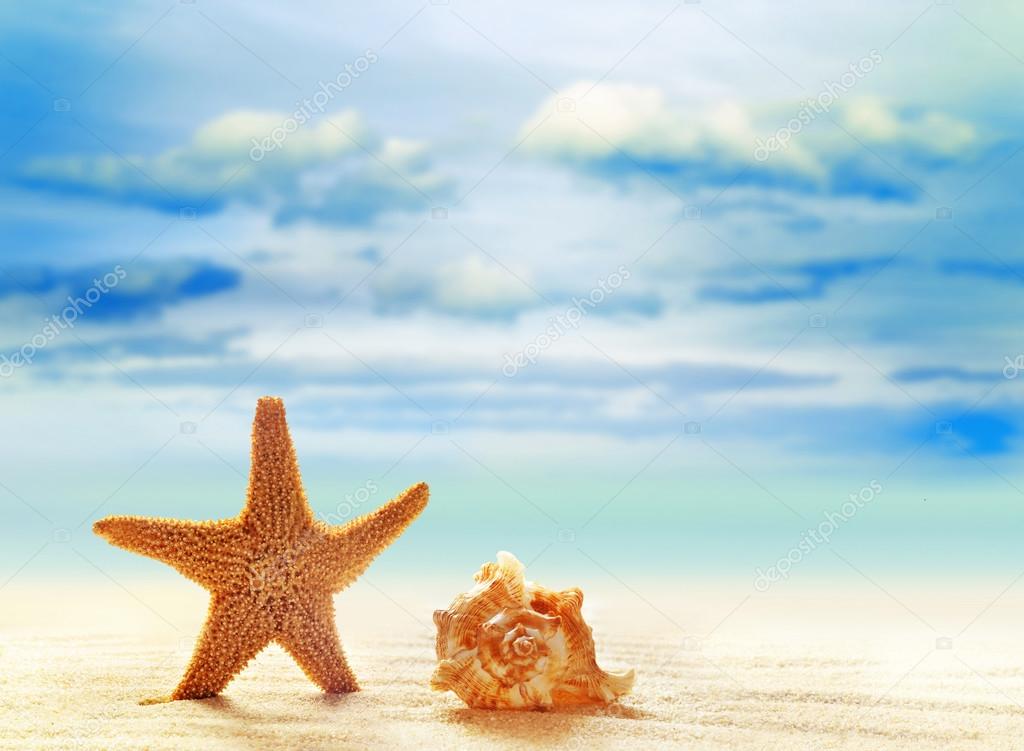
[93,396,428,702]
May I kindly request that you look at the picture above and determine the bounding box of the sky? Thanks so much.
[1,1,1023,598]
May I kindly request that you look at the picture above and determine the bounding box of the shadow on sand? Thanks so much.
[188,690,361,722]
[441,702,652,746]
[179,691,364,749]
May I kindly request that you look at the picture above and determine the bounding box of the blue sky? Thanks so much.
[1,1,1022,587]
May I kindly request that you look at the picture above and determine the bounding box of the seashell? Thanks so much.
[430,551,635,710]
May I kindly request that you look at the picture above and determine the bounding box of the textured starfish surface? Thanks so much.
[93,396,429,702]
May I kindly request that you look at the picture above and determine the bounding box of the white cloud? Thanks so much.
[522,82,771,164]
[839,96,976,156]
[520,83,979,198]
[371,255,536,318]
[435,256,537,315]
[22,109,449,225]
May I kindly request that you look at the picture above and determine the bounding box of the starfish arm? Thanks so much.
[242,396,313,533]
[171,592,275,700]
[277,593,359,693]
[93,516,243,589]
[318,482,429,593]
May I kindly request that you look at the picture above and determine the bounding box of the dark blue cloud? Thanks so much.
[933,411,1018,456]
[356,246,382,263]
[586,153,915,204]
[172,264,240,298]
[84,358,835,438]
[0,260,241,321]
[941,259,1024,285]
[699,256,889,305]
[827,159,917,202]
[15,113,450,227]
[23,329,246,379]
[892,366,999,384]
[779,215,826,233]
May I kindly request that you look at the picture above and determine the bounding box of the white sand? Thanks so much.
[3,579,1024,749]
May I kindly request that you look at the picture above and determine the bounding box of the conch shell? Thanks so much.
[430,551,635,709]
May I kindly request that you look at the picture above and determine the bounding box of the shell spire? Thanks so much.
[430,551,635,710]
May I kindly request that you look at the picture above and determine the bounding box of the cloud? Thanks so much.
[44,346,835,437]
[368,255,666,320]
[18,329,247,379]
[521,83,978,201]
[0,260,241,321]
[699,256,889,304]
[891,366,1000,384]
[939,412,1017,456]
[19,110,449,225]
[842,98,976,163]
[701,254,1024,308]
[941,259,1024,285]
[370,255,538,318]
[93,329,245,358]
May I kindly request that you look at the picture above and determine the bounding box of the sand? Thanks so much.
[3,578,1024,750]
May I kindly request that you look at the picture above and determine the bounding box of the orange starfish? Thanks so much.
[93,396,429,702]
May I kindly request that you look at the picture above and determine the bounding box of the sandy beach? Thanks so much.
[3,578,1024,750]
